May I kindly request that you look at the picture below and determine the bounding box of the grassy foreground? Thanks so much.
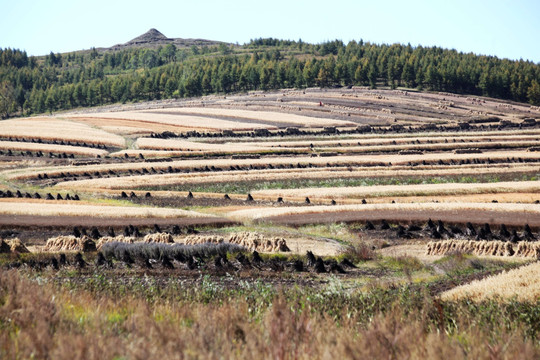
[1,260,538,359]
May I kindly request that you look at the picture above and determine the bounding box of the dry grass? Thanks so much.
[253,181,540,199]
[0,141,108,157]
[228,202,540,222]
[147,107,357,128]
[2,269,538,360]
[0,200,211,218]
[0,117,125,147]
[440,262,540,302]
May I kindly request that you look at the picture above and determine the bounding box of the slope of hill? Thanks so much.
[0,30,539,119]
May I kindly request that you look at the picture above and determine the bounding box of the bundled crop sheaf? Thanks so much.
[101,241,245,262]
[143,232,174,244]
[515,242,540,258]
[43,235,96,252]
[427,240,540,258]
[181,232,290,252]
[4,238,29,253]
[95,235,135,250]
[426,240,515,257]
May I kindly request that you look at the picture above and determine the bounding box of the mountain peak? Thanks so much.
[127,28,169,44]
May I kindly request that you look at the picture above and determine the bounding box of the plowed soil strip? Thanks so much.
[260,209,540,227]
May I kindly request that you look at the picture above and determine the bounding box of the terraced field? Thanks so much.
[2,87,540,359]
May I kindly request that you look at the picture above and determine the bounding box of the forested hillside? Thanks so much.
[1,38,540,118]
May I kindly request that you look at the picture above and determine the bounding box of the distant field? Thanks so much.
[0,117,126,147]
[0,141,108,157]
[0,199,209,218]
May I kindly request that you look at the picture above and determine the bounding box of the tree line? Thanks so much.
[1,39,539,118]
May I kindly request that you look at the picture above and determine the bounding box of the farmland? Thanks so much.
[1,88,539,358]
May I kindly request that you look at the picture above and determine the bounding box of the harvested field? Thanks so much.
[6,150,540,181]
[0,200,210,218]
[0,141,109,157]
[229,203,540,227]
[145,107,357,128]
[136,137,275,153]
[0,117,125,147]
[253,181,540,200]
[67,112,273,131]
[51,165,539,191]
[440,262,540,302]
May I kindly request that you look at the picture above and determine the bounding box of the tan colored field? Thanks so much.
[0,141,108,157]
[147,107,357,128]
[136,137,275,153]
[6,150,540,181]
[67,112,272,131]
[54,165,539,191]
[253,181,540,200]
[72,117,199,135]
[440,262,540,302]
[227,202,540,222]
[238,133,540,148]
[0,117,125,147]
[0,199,210,218]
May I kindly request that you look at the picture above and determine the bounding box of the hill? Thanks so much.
[0,32,539,119]
[108,28,228,51]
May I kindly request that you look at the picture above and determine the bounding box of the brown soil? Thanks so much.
[262,209,540,227]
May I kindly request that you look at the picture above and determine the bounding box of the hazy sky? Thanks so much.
[1,0,539,62]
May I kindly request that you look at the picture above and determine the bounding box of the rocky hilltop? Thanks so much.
[108,28,227,50]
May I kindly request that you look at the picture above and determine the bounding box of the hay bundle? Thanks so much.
[44,235,96,252]
[515,242,540,259]
[178,232,290,252]
[96,235,135,250]
[143,232,173,244]
[5,238,29,253]
[183,235,225,245]
[426,240,515,257]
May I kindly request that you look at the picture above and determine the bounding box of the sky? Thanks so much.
[1,0,539,63]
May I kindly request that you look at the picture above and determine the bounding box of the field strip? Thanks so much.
[136,138,275,152]
[227,202,540,222]
[0,199,212,218]
[439,262,540,302]
[72,117,211,135]
[5,150,540,180]
[0,141,109,157]
[235,134,540,148]
[66,112,272,131]
[53,165,539,190]
[320,141,540,153]
[0,118,125,147]
[145,107,357,127]
[252,181,540,199]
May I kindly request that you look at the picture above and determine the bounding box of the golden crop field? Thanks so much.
[0,117,126,147]
[440,262,540,302]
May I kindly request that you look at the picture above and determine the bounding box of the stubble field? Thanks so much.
[1,88,539,358]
